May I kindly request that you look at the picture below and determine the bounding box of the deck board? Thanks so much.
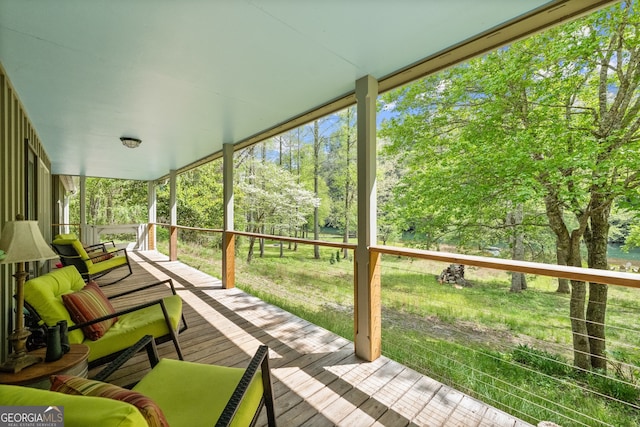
[94,250,533,427]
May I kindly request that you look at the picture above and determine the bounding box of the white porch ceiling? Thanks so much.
[0,1,616,181]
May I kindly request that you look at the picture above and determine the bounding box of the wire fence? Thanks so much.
[153,225,640,426]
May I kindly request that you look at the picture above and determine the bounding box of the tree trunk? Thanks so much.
[584,195,611,371]
[259,224,265,258]
[545,192,591,370]
[555,243,571,294]
[247,236,256,263]
[508,204,527,292]
[570,279,591,371]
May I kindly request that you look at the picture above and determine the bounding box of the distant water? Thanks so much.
[608,243,640,262]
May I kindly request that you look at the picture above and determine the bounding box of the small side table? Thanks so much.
[0,344,89,389]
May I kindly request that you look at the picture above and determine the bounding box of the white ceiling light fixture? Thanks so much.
[120,137,142,149]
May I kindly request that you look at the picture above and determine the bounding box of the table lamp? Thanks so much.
[0,215,58,373]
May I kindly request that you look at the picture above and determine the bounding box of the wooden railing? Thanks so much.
[151,222,640,290]
[232,230,358,250]
[152,223,357,259]
[371,245,640,289]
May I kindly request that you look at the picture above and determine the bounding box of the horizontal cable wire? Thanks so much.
[392,337,618,426]
[379,257,640,425]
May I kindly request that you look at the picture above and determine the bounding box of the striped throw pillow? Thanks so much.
[61,282,118,340]
[50,375,169,427]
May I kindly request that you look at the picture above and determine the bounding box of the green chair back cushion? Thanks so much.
[133,358,264,427]
[52,237,92,267]
[23,266,87,344]
[0,384,149,427]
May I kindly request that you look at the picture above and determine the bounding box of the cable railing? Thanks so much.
[374,247,640,427]
[89,223,640,425]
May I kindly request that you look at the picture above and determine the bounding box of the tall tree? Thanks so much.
[324,107,357,258]
[380,2,640,371]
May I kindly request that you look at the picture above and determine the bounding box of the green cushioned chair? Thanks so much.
[0,385,149,427]
[133,345,276,427]
[23,266,187,369]
[52,234,132,285]
[0,343,276,427]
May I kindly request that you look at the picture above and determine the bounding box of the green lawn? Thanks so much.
[158,235,640,426]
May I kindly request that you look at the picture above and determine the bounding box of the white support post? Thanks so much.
[62,195,70,234]
[146,181,157,251]
[79,176,89,244]
[169,170,178,261]
[354,75,381,361]
[222,143,235,289]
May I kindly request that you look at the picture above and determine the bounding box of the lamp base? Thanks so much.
[0,353,42,374]
[0,327,41,373]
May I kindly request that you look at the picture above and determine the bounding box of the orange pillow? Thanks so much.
[50,375,169,427]
[61,282,118,340]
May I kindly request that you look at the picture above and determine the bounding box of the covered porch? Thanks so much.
[1,1,632,425]
[104,249,531,427]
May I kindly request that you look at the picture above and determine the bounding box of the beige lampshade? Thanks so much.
[0,220,58,264]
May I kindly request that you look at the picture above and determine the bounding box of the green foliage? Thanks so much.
[512,344,571,377]
[511,345,640,405]
[584,370,640,404]
[69,178,147,225]
[379,1,640,262]
[322,107,358,231]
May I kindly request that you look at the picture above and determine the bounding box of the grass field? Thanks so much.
[157,234,640,426]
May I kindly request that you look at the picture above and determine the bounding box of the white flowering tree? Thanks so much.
[237,160,319,262]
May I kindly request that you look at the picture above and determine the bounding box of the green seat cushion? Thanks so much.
[0,385,148,427]
[87,254,128,274]
[24,266,88,344]
[86,295,182,362]
[133,358,264,427]
[50,375,169,427]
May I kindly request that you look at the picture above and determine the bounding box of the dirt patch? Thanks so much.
[382,306,564,356]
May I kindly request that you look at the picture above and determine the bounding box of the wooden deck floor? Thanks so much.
[96,250,533,427]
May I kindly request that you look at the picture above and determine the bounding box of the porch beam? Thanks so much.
[222,143,235,289]
[354,75,381,362]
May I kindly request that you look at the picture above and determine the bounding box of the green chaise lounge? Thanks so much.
[23,266,186,369]
[51,234,132,285]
